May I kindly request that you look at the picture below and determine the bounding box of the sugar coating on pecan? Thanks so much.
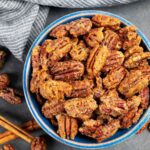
[103,30,122,51]
[119,26,141,50]
[92,14,121,30]
[70,40,89,61]
[39,79,72,101]
[64,96,98,120]
[103,66,126,89]
[102,51,125,73]
[79,119,120,142]
[31,136,46,150]
[56,114,78,139]
[0,74,10,90]
[42,100,64,119]
[66,18,92,37]
[0,88,23,104]
[84,27,104,47]
[140,87,149,109]
[87,45,109,78]
[50,25,68,38]
[118,70,149,98]
[50,60,84,81]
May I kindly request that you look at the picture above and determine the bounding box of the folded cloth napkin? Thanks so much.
[0,0,138,61]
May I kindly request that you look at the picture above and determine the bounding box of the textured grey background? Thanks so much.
[0,0,150,149]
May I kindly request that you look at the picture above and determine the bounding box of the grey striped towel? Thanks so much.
[0,0,138,61]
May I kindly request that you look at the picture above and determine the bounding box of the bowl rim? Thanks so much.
[23,10,150,149]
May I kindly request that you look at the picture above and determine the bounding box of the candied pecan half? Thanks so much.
[103,66,126,89]
[50,60,84,81]
[103,30,122,51]
[99,90,128,117]
[69,79,93,98]
[124,52,150,69]
[102,51,125,73]
[64,96,98,120]
[0,88,22,104]
[56,114,78,139]
[118,70,149,97]
[92,14,121,30]
[140,87,149,109]
[79,119,120,142]
[50,25,68,38]
[36,93,46,105]
[0,74,10,90]
[124,46,143,58]
[31,136,46,150]
[39,79,72,101]
[1,144,15,150]
[70,40,89,61]
[87,45,109,78]
[84,27,104,47]
[93,75,105,99]
[119,26,141,50]
[42,100,64,119]
[66,18,92,37]
[0,50,7,69]
[40,37,72,68]
[31,46,41,68]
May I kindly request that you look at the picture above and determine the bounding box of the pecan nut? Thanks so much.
[86,45,109,78]
[103,30,122,51]
[0,88,23,104]
[31,136,46,150]
[56,114,78,139]
[92,14,121,30]
[42,100,64,119]
[102,51,125,73]
[84,28,104,47]
[1,144,15,150]
[50,60,84,81]
[66,18,92,37]
[0,74,10,90]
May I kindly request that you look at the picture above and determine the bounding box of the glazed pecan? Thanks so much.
[40,37,72,68]
[39,79,72,101]
[87,45,109,78]
[92,14,121,30]
[66,18,92,37]
[103,66,126,89]
[124,52,150,69]
[50,25,68,38]
[0,50,7,69]
[119,26,141,50]
[56,114,78,139]
[64,96,98,120]
[103,30,122,51]
[118,70,149,97]
[79,119,120,142]
[140,87,149,109]
[0,88,22,104]
[69,79,93,98]
[70,40,89,61]
[99,90,128,117]
[1,144,15,150]
[31,136,46,150]
[50,60,84,81]
[42,100,64,119]
[124,46,143,58]
[0,74,10,90]
[102,51,125,73]
[84,27,104,47]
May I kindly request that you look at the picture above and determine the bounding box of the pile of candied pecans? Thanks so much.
[30,14,150,142]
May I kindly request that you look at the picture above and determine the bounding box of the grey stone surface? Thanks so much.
[0,0,150,149]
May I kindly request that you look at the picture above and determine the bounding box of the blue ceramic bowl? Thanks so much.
[23,10,150,149]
